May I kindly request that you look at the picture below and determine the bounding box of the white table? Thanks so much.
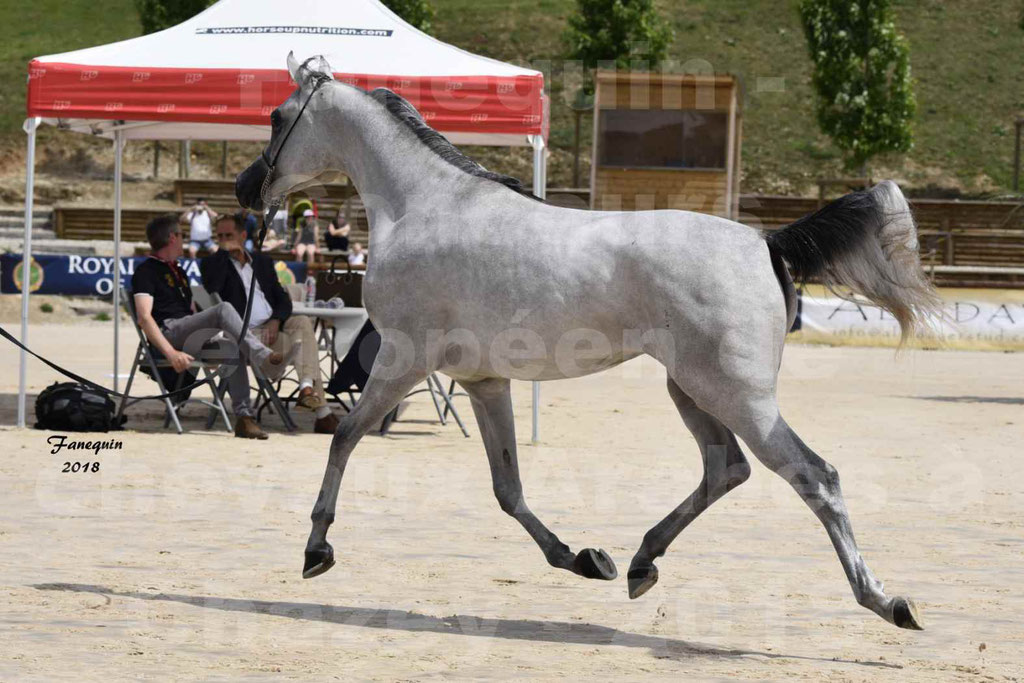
[290,304,469,437]
[290,305,369,361]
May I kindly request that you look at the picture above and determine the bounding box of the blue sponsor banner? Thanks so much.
[1,253,307,296]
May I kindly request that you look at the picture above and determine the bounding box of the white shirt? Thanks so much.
[188,208,212,242]
[348,251,366,266]
[271,209,287,232]
[231,254,274,328]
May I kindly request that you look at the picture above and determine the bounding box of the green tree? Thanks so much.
[799,0,916,171]
[134,0,212,34]
[563,0,673,81]
[382,0,435,33]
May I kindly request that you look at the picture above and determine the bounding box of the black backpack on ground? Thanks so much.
[34,382,126,432]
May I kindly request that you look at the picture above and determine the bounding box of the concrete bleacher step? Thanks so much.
[0,219,51,231]
[0,227,56,239]
[0,238,98,256]
[0,207,52,216]
[0,208,52,231]
[0,216,50,227]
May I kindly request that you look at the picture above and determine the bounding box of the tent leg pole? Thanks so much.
[531,381,540,443]
[18,117,39,428]
[113,129,124,391]
[530,135,547,444]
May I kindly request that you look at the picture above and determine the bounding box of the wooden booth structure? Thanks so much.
[590,70,741,218]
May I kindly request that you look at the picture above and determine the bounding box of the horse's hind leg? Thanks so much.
[733,404,924,630]
[461,377,617,581]
[303,368,424,579]
[627,377,752,599]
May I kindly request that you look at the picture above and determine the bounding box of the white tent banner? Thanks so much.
[27,0,547,142]
[799,294,1024,347]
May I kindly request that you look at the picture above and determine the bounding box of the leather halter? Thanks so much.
[258,74,331,205]
[239,73,332,335]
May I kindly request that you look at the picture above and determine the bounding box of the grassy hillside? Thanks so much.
[0,0,140,134]
[2,0,1022,196]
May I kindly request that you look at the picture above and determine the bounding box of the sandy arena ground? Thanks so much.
[0,323,1022,680]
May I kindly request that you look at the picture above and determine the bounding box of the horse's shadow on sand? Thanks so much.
[33,583,898,669]
[907,395,1024,405]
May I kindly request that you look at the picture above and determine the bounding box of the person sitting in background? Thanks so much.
[132,213,282,439]
[325,209,351,252]
[260,226,287,251]
[293,209,319,265]
[202,214,339,434]
[347,242,367,268]
[270,206,287,235]
[241,209,259,251]
[181,198,218,259]
[325,219,351,252]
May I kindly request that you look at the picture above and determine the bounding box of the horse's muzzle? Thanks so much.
[236,156,270,211]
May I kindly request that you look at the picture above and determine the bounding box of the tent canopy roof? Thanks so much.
[27,0,547,144]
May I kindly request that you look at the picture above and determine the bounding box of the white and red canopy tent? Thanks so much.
[18,0,549,434]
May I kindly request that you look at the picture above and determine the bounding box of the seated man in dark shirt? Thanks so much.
[131,213,283,439]
[201,214,338,434]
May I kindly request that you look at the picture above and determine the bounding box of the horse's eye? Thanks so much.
[270,111,282,130]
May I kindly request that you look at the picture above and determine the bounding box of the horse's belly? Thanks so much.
[438,326,642,382]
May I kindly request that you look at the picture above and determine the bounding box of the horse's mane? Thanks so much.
[297,58,537,199]
[366,87,538,200]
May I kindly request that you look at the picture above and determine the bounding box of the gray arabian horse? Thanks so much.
[237,54,940,631]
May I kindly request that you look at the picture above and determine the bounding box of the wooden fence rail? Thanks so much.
[50,188,1024,287]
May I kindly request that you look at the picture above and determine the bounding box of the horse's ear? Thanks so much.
[313,56,335,80]
[286,51,302,84]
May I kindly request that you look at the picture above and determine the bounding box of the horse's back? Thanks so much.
[366,195,787,381]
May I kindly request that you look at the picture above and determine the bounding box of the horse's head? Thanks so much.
[236,52,339,211]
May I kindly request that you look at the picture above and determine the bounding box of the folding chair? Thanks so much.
[190,285,297,432]
[321,307,370,411]
[326,318,470,437]
[401,374,470,438]
[116,295,232,434]
[440,378,470,423]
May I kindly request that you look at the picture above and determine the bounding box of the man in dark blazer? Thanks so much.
[201,214,338,434]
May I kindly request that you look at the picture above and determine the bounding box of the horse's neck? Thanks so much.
[327,90,459,231]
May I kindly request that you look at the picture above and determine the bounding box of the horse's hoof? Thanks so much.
[891,597,924,630]
[627,564,659,599]
[573,548,617,580]
[302,543,336,579]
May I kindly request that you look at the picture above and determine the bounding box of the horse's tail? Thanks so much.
[765,180,942,345]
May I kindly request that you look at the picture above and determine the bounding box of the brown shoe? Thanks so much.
[296,386,327,411]
[235,415,269,440]
[314,412,339,434]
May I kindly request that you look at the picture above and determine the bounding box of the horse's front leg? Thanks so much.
[303,367,423,579]
[460,377,617,581]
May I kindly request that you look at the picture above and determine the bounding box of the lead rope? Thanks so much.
[236,74,327,335]
[237,196,280,338]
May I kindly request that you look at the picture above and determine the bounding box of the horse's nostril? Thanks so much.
[235,159,269,210]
